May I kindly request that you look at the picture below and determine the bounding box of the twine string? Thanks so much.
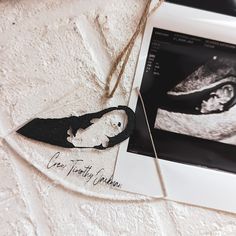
[105,0,164,98]
[136,87,167,197]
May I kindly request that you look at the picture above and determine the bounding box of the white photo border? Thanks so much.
[114,2,236,212]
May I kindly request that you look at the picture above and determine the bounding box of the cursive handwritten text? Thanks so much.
[46,152,121,188]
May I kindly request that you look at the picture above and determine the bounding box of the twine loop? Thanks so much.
[105,0,165,98]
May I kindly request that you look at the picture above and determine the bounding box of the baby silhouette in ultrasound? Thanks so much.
[155,56,236,144]
[67,110,127,148]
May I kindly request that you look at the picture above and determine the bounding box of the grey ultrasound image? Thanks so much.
[155,56,236,145]
[128,28,236,174]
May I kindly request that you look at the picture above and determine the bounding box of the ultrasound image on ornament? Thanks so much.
[17,106,135,149]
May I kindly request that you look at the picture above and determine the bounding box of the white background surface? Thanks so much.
[1,0,236,235]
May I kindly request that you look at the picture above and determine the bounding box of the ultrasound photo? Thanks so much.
[128,28,236,174]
